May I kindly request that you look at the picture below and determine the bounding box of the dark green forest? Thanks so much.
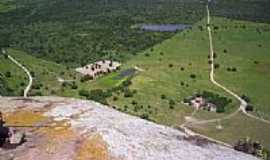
[0,0,269,67]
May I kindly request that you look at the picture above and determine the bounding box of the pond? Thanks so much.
[138,24,192,32]
[114,68,137,80]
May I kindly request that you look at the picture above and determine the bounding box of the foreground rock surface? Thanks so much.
[0,97,257,160]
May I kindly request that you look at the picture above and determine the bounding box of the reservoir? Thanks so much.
[139,24,192,32]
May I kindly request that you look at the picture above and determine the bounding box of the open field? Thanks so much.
[210,17,270,120]
[188,112,270,149]
[106,18,240,126]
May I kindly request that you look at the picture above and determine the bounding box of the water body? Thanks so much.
[139,24,192,32]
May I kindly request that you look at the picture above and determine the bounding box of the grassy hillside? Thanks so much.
[211,17,270,120]
[96,17,270,147]
[104,18,240,125]
[0,49,79,96]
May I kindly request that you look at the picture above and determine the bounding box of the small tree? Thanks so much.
[190,74,196,79]
[214,63,220,69]
[5,71,11,78]
[161,94,166,99]
[246,105,254,112]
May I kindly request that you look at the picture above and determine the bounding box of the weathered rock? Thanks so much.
[0,97,259,160]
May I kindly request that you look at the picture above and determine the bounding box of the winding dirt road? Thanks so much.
[206,4,270,125]
[2,49,32,98]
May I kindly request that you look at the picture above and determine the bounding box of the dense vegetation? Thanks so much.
[1,0,269,67]
[0,0,205,67]
[210,0,270,23]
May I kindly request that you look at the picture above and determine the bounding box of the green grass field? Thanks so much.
[211,17,270,120]
[188,112,270,149]
[0,48,129,98]
[0,49,79,96]
[105,18,241,126]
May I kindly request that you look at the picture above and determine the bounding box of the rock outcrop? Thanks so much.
[0,97,258,160]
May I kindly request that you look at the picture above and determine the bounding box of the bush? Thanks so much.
[79,89,90,97]
[232,67,237,72]
[71,82,78,89]
[161,94,166,99]
[140,113,149,120]
[80,75,93,82]
[169,99,176,106]
[131,100,137,105]
[113,96,118,101]
[5,71,11,78]
[214,63,220,69]
[169,64,173,68]
[241,95,251,103]
[180,67,185,71]
[87,89,111,105]
[123,89,133,97]
[216,106,225,113]
[190,74,196,79]
[246,105,254,112]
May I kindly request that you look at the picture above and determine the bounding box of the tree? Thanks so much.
[161,94,166,99]
[79,89,90,97]
[214,63,220,69]
[246,105,254,112]
[180,67,185,71]
[190,74,196,79]
[232,67,237,72]
[5,71,11,78]
[140,113,149,120]
[71,82,78,89]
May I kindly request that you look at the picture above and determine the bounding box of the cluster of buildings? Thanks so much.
[184,96,217,112]
[76,60,121,78]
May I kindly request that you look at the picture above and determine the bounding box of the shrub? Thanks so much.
[169,64,173,68]
[180,67,185,71]
[131,100,137,105]
[246,105,254,112]
[87,89,111,105]
[169,99,176,106]
[5,71,11,78]
[123,89,133,97]
[216,106,225,113]
[214,63,220,69]
[113,96,118,101]
[180,81,185,86]
[161,94,166,99]
[140,113,149,120]
[232,67,237,72]
[190,74,196,79]
[145,53,150,57]
[80,75,93,82]
[79,89,90,97]
[71,82,78,89]
[241,95,251,103]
